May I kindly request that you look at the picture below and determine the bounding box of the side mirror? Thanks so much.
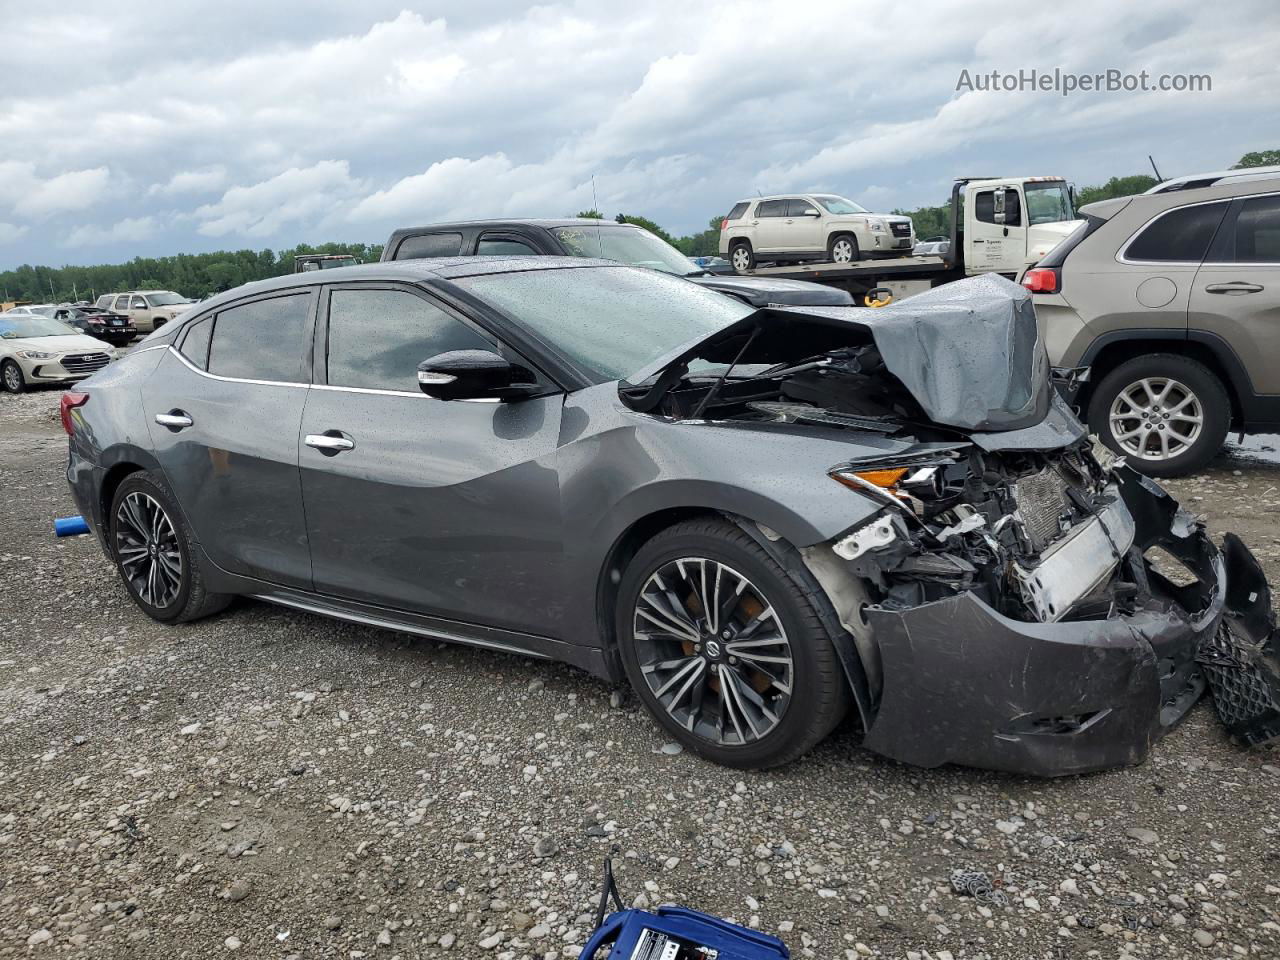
[416,349,537,401]
[802,208,821,217]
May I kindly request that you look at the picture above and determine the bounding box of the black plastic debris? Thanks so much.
[1199,534,1280,746]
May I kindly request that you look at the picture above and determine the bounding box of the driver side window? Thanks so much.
[325,288,495,392]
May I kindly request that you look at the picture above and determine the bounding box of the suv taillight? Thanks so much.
[60,392,89,435]
[1022,267,1059,294]
[720,218,729,231]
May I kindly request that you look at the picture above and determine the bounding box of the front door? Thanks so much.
[785,198,824,252]
[298,283,566,634]
[969,185,1027,274]
[141,290,316,588]
[1191,193,1280,393]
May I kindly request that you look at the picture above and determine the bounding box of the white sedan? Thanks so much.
[0,314,118,393]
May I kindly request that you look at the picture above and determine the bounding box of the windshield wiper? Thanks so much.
[688,324,761,421]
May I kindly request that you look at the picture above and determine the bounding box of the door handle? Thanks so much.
[154,411,193,429]
[1002,227,1009,237]
[305,432,355,454]
[1205,282,1264,295]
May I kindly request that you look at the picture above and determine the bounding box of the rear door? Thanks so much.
[1191,193,1280,393]
[753,199,791,252]
[298,282,566,633]
[141,289,316,588]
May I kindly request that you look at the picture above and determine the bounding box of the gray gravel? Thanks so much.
[3,386,1280,959]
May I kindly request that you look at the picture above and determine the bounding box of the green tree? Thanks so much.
[1073,174,1157,207]
[1233,149,1280,169]
[613,214,679,247]
[575,209,604,219]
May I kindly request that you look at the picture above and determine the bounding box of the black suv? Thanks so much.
[381,219,854,307]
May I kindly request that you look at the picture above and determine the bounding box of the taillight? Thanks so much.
[720,219,729,231]
[60,392,89,435]
[1022,267,1059,294]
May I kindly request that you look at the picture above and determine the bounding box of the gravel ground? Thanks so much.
[2,386,1280,960]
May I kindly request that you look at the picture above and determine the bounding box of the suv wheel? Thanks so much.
[729,241,755,273]
[828,233,859,264]
[616,518,849,769]
[1087,354,1229,478]
[2,359,26,393]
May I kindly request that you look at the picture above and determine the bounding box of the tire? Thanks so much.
[1087,354,1229,478]
[828,233,859,264]
[151,317,166,330]
[1,359,26,393]
[729,240,755,273]
[109,471,231,623]
[616,518,849,768]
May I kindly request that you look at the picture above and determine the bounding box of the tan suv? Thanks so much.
[1026,165,1280,476]
[95,290,192,333]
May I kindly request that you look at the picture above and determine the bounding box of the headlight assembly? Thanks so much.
[17,349,56,360]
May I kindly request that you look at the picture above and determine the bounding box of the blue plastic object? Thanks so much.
[581,906,790,959]
[54,515,90,537]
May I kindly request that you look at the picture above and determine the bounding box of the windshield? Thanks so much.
[1024,182,1076,225]
[0,317,79,338]
[813,195,869,215]
[146,291,187,306]
[455,266,753,382]
[552,225,698,277]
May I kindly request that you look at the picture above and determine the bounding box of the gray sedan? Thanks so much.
[64,258,1277,774]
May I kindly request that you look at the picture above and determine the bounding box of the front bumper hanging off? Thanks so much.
[849,471,1278,777]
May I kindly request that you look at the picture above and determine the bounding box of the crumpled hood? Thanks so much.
[691,274,854,306]
[624,274,1051,433]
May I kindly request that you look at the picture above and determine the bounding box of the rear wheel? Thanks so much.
[729,240,755,273]
[828,233,859,264]
[109,472,230,623]
[1087,354,1229,477]
[1,360,25,393]
[616,518,848,768]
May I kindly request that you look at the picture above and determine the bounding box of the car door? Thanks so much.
[1190,193,1280,393]
[141,289,316,588]
[298,282,566,634]
[969,186,1026,273]
[753,199,790,253]
[785,198,824,252]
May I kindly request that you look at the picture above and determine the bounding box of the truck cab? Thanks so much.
[955,176,1083,276]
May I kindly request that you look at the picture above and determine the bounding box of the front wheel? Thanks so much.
[2,359,26,393]
[828,233,859,264]
[109,472,230,623]
[1087,354,1229,478]
[616,518,849,768]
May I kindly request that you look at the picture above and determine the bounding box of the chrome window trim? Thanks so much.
[167,345,307,388]
[1115,195,1256,266]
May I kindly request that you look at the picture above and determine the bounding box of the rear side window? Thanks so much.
[325,288,493,392]
[756,199,786,217]
[726,202,749,221]
[179,316,213,369]
[1227,195,1280,262]
[393,232,463,260]
[207,293,311,383]
[476,236,538,255]
[1125,201,1229,262]
[114,295,132,311]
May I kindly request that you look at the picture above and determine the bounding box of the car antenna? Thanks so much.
[1148,155,1164,181]
[591,175,604,258]
[688,323,761,421]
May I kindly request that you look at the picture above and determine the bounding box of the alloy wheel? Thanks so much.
[831,238,854,262]
[3,364,20,391]
[1108,377,1204,461]
[632,557,793,746]
[115,492,184,608]
[731,247,751,271]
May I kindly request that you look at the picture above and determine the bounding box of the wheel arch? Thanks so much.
[1077,332,1249,429]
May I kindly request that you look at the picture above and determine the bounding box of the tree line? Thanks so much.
[5,150,1274,304]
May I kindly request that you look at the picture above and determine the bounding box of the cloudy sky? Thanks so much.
[1,0,1277,269]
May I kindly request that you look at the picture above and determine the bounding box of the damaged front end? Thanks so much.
[620,275,1280,775]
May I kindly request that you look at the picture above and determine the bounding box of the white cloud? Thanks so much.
[65,216,158,248]
[0,162,111,219]
[0,223,28,244]
[149,167,227,196]
[194,161,367,237]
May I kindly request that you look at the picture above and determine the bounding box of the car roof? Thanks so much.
[389,218,641,236]
[1145,165,1280,194]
